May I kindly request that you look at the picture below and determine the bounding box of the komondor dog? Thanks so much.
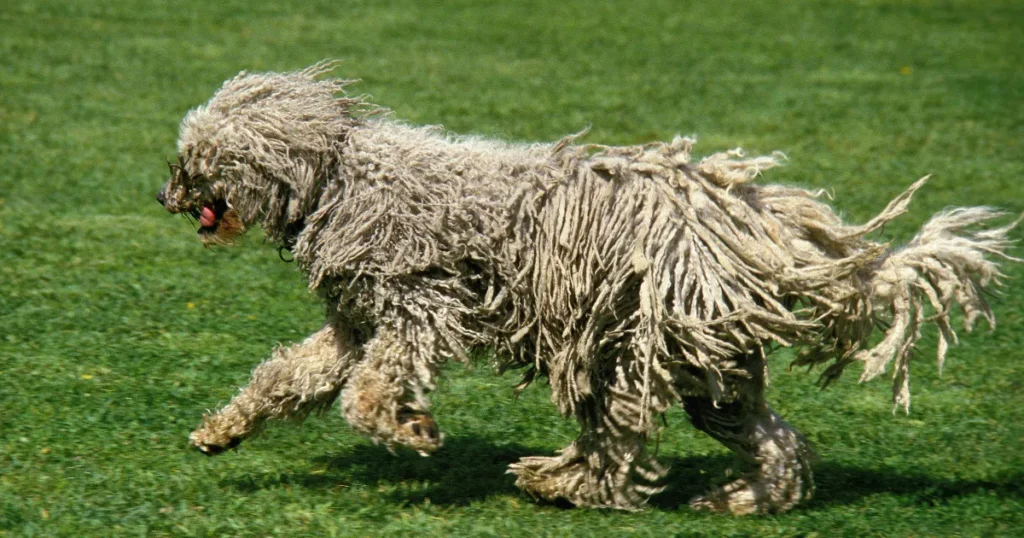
[158,63,1019,514]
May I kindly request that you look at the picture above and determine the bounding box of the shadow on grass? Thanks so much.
[651,458,1023,511]
[224,435,1022,509]
[226,436,533,505]
[801,462,1023,511]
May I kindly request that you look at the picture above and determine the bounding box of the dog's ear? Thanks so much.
[156,159,179,209]
[157,156,197,213]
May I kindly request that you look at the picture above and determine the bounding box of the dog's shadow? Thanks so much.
[225,435,1022,510]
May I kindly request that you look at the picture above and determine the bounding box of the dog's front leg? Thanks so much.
[189,322,361,455]
[340,324,444,456]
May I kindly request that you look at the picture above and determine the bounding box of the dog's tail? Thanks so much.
[801,194,1021,412]
[861,206,1020,411]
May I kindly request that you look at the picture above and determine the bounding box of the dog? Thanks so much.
[158,62,1018,513]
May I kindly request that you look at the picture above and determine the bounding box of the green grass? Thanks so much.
[2,0,1023,535]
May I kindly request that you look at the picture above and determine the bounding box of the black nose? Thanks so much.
[156,189,166,206]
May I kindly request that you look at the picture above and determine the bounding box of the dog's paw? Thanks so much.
[189,427,242,456]
[690,474,806,515]
[689,478,762,515]
[395,407,443,456]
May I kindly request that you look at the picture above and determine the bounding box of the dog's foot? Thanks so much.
[189,413,249,456]
[689,465,811,515]
[190,433,242,456]
[395,407,443,456]
[508,455,590,505]
[508,453,661,510]
[689,477,767,515]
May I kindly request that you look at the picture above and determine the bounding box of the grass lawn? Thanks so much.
[2,0,1022,536]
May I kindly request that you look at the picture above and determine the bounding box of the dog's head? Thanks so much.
[157,62,369,246]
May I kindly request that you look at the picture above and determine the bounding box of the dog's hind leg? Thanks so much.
[340,325,445,456]
[683,381,815,515]
[189,322,361,455]
[508,372,668,510]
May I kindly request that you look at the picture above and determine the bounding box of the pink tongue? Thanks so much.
[199,206,217,228]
